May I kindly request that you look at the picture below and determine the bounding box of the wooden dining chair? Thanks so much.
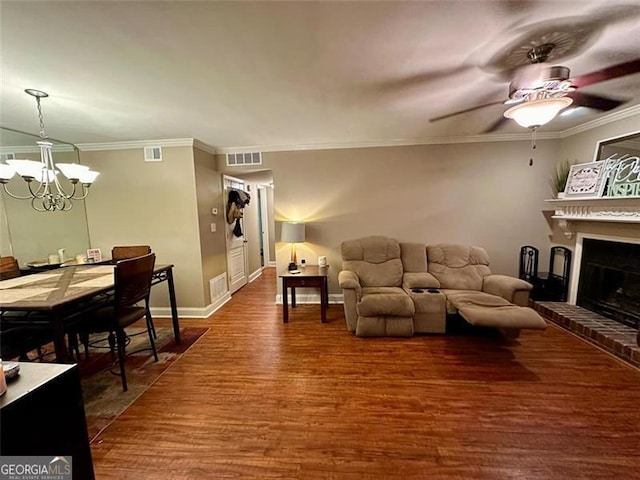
[68,253,158,391]
[0,256,21,280]
[111,245,152,261]
[109,245,157,338]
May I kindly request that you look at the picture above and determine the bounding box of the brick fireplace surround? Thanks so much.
[540,197,640,369]
[533,301,640,368]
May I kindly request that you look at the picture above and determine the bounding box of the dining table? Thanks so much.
[0,263,180,362]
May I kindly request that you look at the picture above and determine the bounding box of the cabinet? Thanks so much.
[0,363,95,480]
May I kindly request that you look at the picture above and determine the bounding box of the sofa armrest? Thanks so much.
[482,274,532,304]
[339,270,361,290]
[403,272,440,289]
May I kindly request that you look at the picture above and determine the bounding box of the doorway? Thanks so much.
[224,175,249,294]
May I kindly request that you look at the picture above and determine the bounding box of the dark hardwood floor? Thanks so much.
[91,268,640,479]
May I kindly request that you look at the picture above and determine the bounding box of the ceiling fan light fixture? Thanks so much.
[503,96,573,128]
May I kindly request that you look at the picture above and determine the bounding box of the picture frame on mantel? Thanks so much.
[564,161,608,198]
[593,131,640,198]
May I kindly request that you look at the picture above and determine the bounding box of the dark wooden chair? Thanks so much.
[68,253,158,391]
[111,245,151,261]
[0,256,21,280]
[538,246,572,302]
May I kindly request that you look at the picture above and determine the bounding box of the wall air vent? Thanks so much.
[226,152,262,166]
[144,146,162,162]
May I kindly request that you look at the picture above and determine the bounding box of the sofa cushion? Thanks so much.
[400,242,428,272]
[357,293,414,317]
[342,236,403,287]
[355,316,414,337]
[427,244,491,290]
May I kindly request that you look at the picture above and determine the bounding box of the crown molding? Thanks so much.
[76,138,198,151]
[216,132,559,154]
[0,144,76,154]
[559,104,640,138]
[193,139,217,154]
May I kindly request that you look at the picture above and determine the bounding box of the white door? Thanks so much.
[224,175,249,294]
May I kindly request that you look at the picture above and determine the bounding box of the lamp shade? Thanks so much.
[281,222,305,243]
[503,97,573,128]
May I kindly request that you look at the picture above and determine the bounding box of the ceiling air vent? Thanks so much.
[144,146,162,162]
[226,152,262,167]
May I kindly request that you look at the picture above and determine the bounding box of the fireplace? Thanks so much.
[576,238,640,329]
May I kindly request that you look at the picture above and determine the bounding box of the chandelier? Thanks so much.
[0,89,99,212]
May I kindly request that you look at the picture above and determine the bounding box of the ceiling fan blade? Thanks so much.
[569,91,624,111]
[571,58,640,88]
[429,100,505,123]
[483,117,509,134]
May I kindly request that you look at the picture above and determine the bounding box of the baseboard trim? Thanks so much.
[275,293,343,304]
[249,268,262,283]
[150,292,232,319]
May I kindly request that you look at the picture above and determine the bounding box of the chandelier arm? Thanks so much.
[30,196,47,212]
[70,184,90,200]
[26,179,49,199]
[1,183,37,200]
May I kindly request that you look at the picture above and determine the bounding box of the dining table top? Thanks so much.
[0,263,172,311]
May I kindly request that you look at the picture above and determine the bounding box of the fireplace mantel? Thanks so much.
[545,197,640,238]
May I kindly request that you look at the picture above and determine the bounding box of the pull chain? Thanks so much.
[529,127,537,166]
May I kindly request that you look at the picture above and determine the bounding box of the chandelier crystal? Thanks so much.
[0,89,99,212]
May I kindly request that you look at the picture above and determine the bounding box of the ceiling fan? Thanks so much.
[429,43,640,133]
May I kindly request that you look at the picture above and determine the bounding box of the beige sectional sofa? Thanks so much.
[338,236,546,338]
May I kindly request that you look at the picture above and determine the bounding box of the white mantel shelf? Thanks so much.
[545,197,640,238]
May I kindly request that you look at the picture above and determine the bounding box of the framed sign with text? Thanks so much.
[594,131,640,197]
[564,161,608,198]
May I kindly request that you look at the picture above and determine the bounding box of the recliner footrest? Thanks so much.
[447,291,546,330]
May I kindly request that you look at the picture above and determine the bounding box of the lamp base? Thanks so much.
[288,262,298,271]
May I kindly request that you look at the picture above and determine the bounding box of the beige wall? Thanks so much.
[0,195,12,256]
[246,139,560,294]
[72,113,638,310]
[194,147,228,302]
[81,146,206,308]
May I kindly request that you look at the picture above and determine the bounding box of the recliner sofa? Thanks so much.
[338,236,547,338]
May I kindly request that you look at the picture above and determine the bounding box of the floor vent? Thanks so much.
[210,273,228,303]
[144,146,162,162]
[227,152,262,166]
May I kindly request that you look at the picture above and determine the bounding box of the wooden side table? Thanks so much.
[280,265,329,323]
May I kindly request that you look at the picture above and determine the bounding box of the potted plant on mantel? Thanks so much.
[550,159,574,198]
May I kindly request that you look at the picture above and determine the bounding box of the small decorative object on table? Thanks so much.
[86,248,102,263]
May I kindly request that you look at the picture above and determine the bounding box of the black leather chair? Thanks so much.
[68,253,158,391]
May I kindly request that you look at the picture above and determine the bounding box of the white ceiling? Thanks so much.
[1,1,639,151]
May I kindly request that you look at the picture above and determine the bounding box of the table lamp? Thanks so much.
[281,222,305,271]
